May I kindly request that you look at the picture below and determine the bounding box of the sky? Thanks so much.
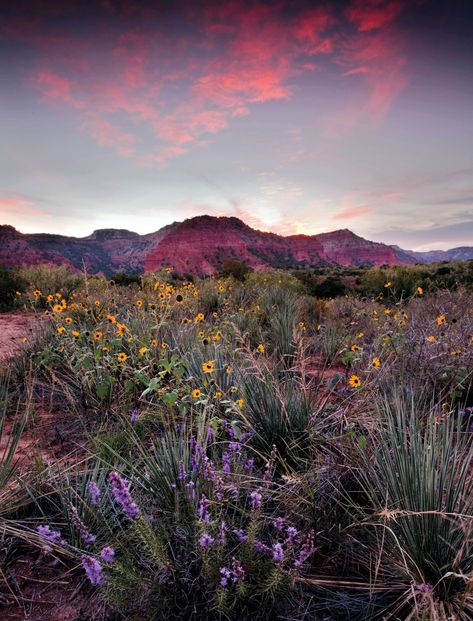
[0,0,472,251]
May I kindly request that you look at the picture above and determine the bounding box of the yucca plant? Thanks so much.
[358,393,473,619]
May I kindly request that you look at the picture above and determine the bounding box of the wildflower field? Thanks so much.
[1,263,473,620]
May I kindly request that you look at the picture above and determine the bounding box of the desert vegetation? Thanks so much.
[0,262,472,620]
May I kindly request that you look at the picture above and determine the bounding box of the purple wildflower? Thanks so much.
[217,521,226,545]
[36,525,64,545]
[273,517,284,530]
[228,442,241,453]
[233,528,248,543]
[254,540,271,555]
[199,532,214,548]
[231,557,245,583]
[220,566,231,588]
[81,555,105,586]
[71,506,96,545]
[197,495,211,524]
[294,533,315,569]
[108,471,139,520]
[130,408,139,424]
[244,458,254,471]
[250,490,262,511]
[100,546,115,564]
[178,459,187,481]
[222,451,231,474]
[87,481,101,506]
[272,543,284,563]
[286,526,298,541]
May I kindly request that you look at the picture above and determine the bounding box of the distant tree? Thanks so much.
[219,259,253,281]
[0,265,25,310]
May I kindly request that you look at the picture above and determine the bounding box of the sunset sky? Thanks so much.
[0,0,472,250]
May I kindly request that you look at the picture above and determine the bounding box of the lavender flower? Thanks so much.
[87,481,101,506]
[220,566,231,587]
[273,517,284,530]
[254,540,271,555]
[197,494,211,524]
[199,532,214,548]
[286,526,298,541]
[222,451,231,474]
[294,533,315,569]
[178,459,187,481]
[71,506,96,545]
[217,521,226,545]
[272,543,284,563]
[36,524,65,548]
[100,546,115,564]
[250,490,262,511]
[108,471,139,520]
[231,557,245,583]
[81,555,105,586]
[233,528,248,543]
[244,458,254,471]
[130,408,139,424]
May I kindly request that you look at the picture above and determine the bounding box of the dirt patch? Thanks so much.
[1,554,96,621]
[0,313,44,362]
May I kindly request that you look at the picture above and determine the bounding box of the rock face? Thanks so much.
[1,216,469,276]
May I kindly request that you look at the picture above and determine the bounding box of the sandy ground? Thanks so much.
[0,313,44,363]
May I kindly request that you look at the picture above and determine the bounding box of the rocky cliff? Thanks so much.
[1,216,469,276]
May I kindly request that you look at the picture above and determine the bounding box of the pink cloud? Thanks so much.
[0,196,50,218]
[345,0,405,32]
[81,115,137,156]
[333,205,375,220]
[8,0,408,164]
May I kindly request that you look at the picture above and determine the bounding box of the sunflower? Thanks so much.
[257,343,265,353]
[53,304,63,313]
[47,294,54,302]
[350,344,359,352]
[372,357,381,369]
[384,282,392,288]
[139,346,148,356]
[225,364,232,375]
[117,352,128,363]
[33,289,42,297]
[158,292,166,300]
[151,339,158,347]
[93,331,103,341]
[107,314,116,324]
[192,388,201,399]
[56,326,65,334]
[215,390,222,398]
[72,331,80,338]
[236,398,245,409]
[198,330,205,338]
[65,317,73,324]
[349,375,361,388]
[135,299,143,308]
[436,314,446,326]
[202,360,215,373]
[417,287,423,296]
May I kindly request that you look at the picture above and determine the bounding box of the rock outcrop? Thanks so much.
[1,216,469,276]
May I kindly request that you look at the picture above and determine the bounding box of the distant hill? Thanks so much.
[0,216,471,276]
[391,245,473,264]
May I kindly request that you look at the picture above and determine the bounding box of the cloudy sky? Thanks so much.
[0,0,472,250]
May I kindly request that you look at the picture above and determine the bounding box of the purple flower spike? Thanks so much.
[81,555,105,586]
[87,481,101,506]
[272,543,284,563]
[100,546,115,564]
[198,532,214,548]
[108,471,139,520]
